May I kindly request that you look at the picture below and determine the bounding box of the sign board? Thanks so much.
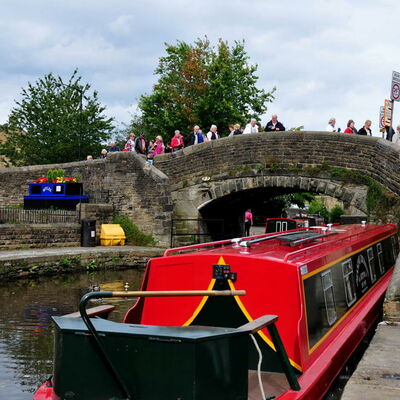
[384,99,393,127]
[379,106,385,131]
[391,71,400,101]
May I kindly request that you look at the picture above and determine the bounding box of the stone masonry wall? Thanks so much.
[0,152,172,247]
[1,132,400,246]
[0,246,164,281]
[154,132,400,195]
[0,223,80,250]
[77,203,114,238]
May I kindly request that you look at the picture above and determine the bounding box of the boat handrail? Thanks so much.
[283,224,391,263]
[238,230,303,248]
[171,227,315,255]
[163,231,283,256]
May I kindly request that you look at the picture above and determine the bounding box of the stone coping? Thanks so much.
[0,245,165,260]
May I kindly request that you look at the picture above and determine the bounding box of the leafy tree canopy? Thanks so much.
[272,192,316,210]
[136,37,275,140]
[308,199,330,222]
[1,70,114,166]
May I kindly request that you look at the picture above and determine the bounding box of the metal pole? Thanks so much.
[267,323,301,391]
[79,88,82,160]
[391,99,395,139]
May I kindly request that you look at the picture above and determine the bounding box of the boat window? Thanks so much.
[276,221,287,232]
[391,236,398,262]
[367,248,376,284]
[342,259,357,307]
[377,243,385,274]
[321,270,337,326]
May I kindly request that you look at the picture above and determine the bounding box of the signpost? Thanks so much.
[391,71,400,102]
[384,99,393,128]
[379,106,385,136]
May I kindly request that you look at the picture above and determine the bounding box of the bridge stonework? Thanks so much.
[0,132,399,246]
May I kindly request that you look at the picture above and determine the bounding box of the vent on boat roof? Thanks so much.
[277,231,337,247]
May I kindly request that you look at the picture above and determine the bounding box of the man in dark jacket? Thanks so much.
[265,114,285,132]
[135,132,147,154]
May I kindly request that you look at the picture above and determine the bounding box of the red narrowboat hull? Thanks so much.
[33,224,398,400]
[277,267,391,399]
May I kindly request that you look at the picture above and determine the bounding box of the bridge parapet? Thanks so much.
[154,131,400,195]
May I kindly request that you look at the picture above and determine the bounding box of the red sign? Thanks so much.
[391,71,400,102]
[379,106,385,130]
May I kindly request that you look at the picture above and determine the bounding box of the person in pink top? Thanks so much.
[244,208,253,236]
[153,135,165,156]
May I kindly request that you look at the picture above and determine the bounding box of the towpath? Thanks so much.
[0,245,165,281]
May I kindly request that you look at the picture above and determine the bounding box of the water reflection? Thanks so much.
[0,269,143,400]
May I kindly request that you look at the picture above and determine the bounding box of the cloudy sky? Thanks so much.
[1,0,399,135]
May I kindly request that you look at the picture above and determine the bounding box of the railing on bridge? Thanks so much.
[170,218,225,247]
[0,208,79,224]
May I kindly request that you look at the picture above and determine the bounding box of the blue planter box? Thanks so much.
[28,183,84,197]
[24,183,88,210]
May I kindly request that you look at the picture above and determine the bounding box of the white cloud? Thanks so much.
[108,15,134,35]
[0,0,400,136]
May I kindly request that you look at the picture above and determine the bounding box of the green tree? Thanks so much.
[329,205,344,223]
[0,70,114,166]
[137,38,275,139]
[308,199,330,222]
[275,192,316,209]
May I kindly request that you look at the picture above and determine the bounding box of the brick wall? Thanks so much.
[0,223,80,250]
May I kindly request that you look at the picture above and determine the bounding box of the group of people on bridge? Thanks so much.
[326,117,400,144]
[91,115,286,163]
[86,113,400,162]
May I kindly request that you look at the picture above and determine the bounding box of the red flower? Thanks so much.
[34,177,48,183]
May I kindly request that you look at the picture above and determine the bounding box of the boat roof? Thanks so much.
[164,224,396,266]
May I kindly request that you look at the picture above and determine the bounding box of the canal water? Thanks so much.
[0,267,375,400]
[0,268,143,400]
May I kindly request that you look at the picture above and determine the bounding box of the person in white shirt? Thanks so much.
[391,125,400,145]
[243,118,259,134]
[206,125,219,141]
[326,118,337,132]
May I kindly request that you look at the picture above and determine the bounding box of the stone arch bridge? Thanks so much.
[1,132,399,247]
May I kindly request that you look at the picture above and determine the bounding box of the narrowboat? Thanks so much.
[33,222,398,400]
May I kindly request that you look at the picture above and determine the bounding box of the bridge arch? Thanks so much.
[169,174,368,241]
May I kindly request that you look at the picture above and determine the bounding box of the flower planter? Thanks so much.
[24,183,88,210]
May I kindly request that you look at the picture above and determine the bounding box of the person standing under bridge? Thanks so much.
[244,209,253,237]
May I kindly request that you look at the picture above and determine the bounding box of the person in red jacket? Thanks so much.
[171,130,185,151]
[344,120,357,134]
